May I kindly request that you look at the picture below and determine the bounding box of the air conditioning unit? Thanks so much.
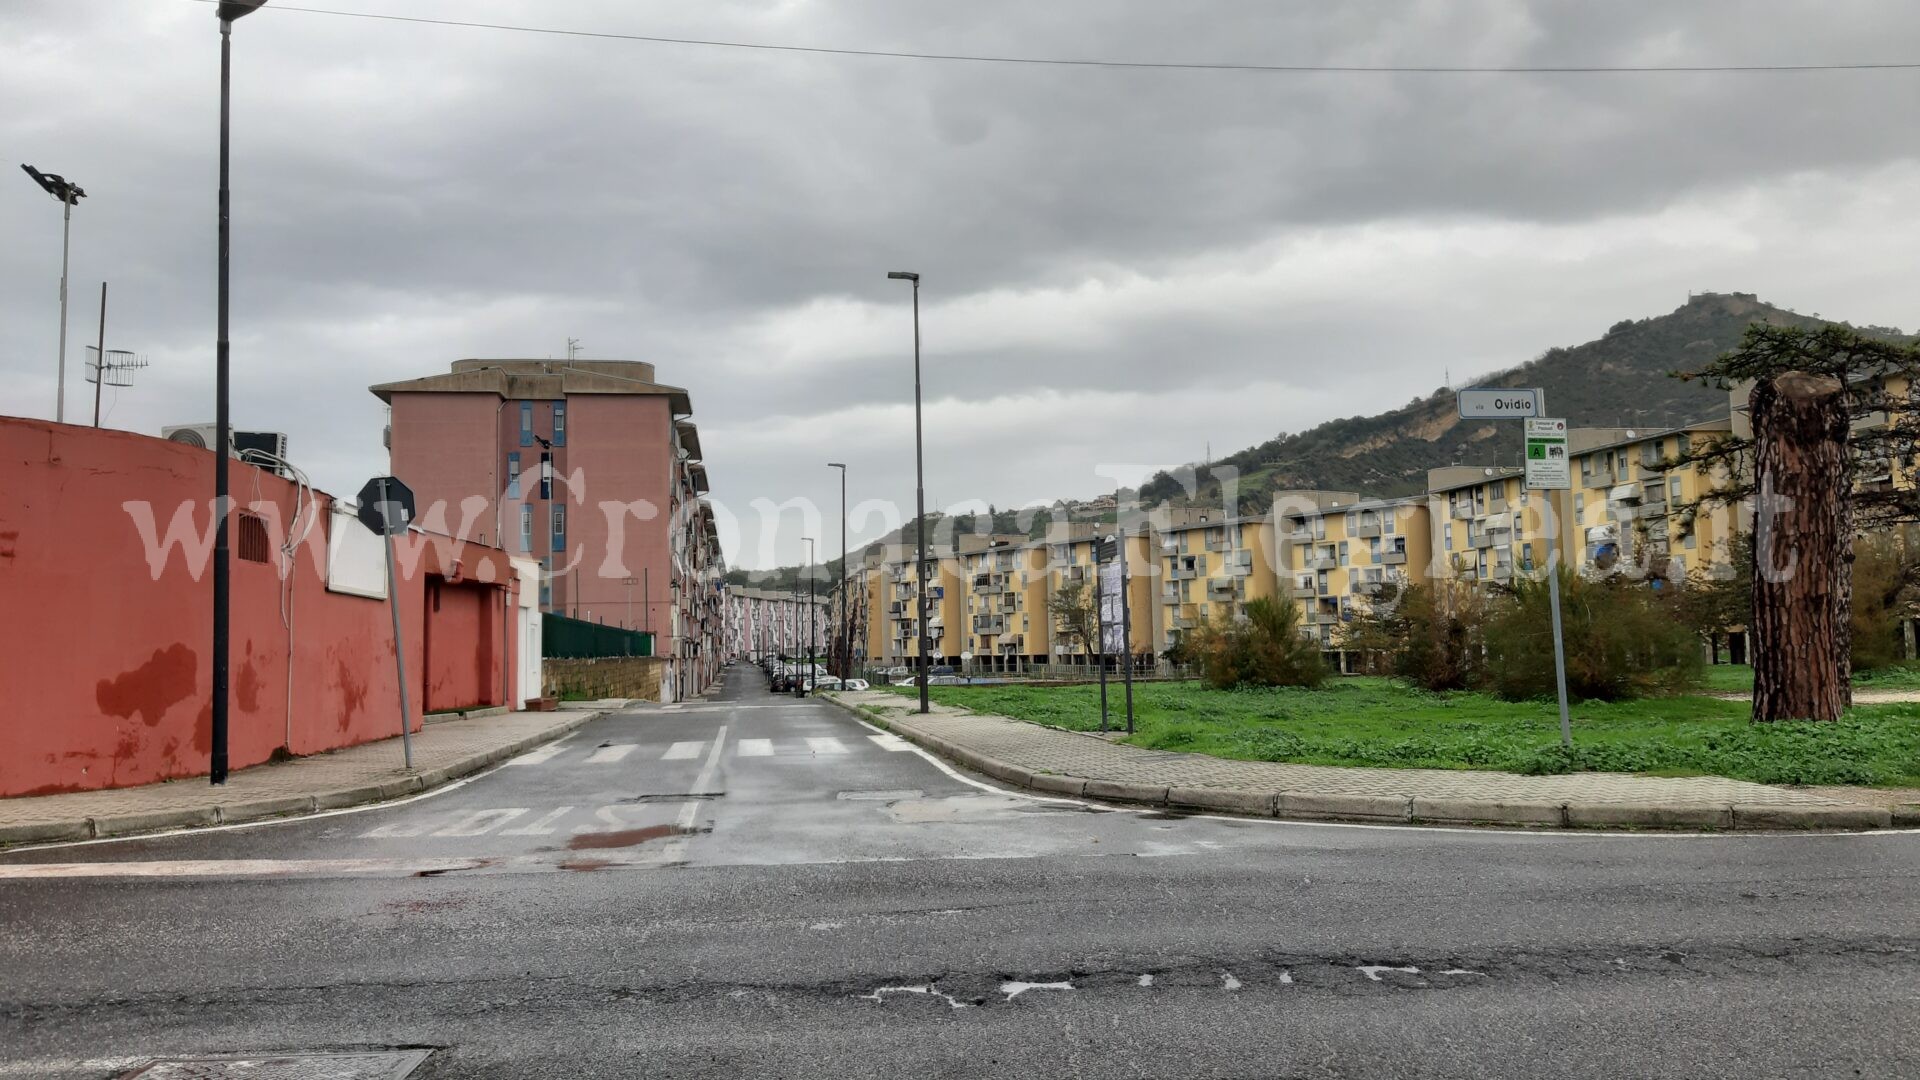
[162,424,291,475]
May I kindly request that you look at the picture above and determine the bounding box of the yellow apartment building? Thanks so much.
[874,544,968,666]
[1157,511,1286,655]
[1045,528,1159,664]
[1279,495,1432,651]
[962,535,1049,666]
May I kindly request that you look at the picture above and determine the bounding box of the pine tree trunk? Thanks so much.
[1749,372,1852,722]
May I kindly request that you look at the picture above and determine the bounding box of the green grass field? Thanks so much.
[885,678,1920,787]
[1699,664,1920,694]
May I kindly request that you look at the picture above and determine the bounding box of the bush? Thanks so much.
[1191,596,1327,689]
[1850,531,1918,673]
[1344,582,1489,691]
[1483,569,1702,701]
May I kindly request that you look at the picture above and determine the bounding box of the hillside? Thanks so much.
[1138,292,1889,509]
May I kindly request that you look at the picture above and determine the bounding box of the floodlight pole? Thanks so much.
[887,271,928,713]
[211,13,237,784]
[56,198,73,422]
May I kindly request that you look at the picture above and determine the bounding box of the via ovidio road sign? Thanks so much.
[1456,388,1542,419]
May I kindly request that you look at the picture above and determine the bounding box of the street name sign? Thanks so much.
[1524,418,1570,490]
[1457,388,1542,420]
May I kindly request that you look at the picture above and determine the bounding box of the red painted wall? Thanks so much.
[0,418,516,798]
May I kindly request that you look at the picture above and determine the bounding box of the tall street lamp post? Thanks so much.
[19,164,86,423]
[803,537,817,694]
[828,462,848,679]
[210,0,268,785]
[886,271,929,714]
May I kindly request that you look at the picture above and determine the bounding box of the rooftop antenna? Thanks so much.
[84,282,147,427]
[566,337,583,362]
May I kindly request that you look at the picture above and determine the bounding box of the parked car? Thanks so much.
[811,677,844,692]
[843,678,870,692]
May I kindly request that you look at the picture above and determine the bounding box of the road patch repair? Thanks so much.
[822,691,1906,831]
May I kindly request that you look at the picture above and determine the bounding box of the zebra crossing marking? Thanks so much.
[737,739,774,757]
[868,734,912,752]
[505,741,571,767]
[586,744,637,764]
[663,741,706,760]
[806,737,848,755]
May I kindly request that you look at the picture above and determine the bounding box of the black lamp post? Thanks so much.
[828,462,847,678]
[886,271,928,713]
[19,165,85,423]
[210,0,267,785]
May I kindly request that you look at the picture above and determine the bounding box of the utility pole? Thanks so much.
[19,164,85,423]
[888,271,929,712]
[829,462,848,679]
[91,283,107,427]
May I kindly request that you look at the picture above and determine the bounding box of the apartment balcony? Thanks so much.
[975,582,1009,596]
[1312,611,1342,625]
[1355,521,1382,538]
[1228,561,1253,577]
[1853,409,1891,432]
[1451,504,1474,521]
[1292,585,1318,599]
[1206,536,1233,553]
[1169,565,1204,581]
[1306,556,1338,571]
[1489,564,1514,582]
[1172,616,1197,630]
[1469,533,1495,550]
[1378,551,1409,565]
[1585,468,1620,489]
[1206,580,1239,600]
[972,618,1007,635]
[1608,482,1644,505]
[1354,579,1385,596]
[1485,498,1508,517]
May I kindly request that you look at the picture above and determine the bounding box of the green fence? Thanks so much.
[543,612,654,658]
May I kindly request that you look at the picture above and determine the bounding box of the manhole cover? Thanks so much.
[122,1050,432,1079]
[837,789,923,802]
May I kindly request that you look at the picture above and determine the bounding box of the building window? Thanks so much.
[520,505,533,552]
[540,452,553,500]
[1337,541,1349,567]
[539,557,552,607]
[507,452,521,497]
[552,505,567,551]
[1383,513,1395,535]
[1574,493,1585,521]
[520,402,534,446]
[552,402,568,447]
[1444,528,1452,551]
[1670,477,1682,503]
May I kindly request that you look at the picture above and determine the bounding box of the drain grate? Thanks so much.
[122,1050,432,1079]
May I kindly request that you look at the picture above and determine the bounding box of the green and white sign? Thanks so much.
[1524,417,1570,490]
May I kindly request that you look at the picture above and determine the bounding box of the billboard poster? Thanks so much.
[1098,555,1127,654]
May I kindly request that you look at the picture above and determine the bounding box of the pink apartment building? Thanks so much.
[371,359,727,699]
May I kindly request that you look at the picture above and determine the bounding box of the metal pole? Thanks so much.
[380,479,416,769]
[837,465,848,678]
[1120,533,1135,735]
[210,16,235,785]
[807,538,817,694]
[911,279,930,713]
[1097,543,1109,732]
[56,198,72,423]
[91,282,107,427]
[1546,488,1573,749]
[643,568,651,633]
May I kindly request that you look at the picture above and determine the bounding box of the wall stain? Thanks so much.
[0,528,16,559]
[96,643,197,728]
[236,656,262,714]
[336,657,368,732]
[192,700,213,755]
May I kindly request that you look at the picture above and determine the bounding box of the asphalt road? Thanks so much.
[3,664,1918,1079]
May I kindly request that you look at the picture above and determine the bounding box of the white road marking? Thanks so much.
[1439,968,1486,976]
[0,1058,149,1076]
[1278,971,1294,984]
[867,733,912,752]
[500,806,574,836]
[505,739,573,766]
[1358,965,1421,982]
[0,857,486,879]
[1221,972,1242,990]
[806,737,848,755]
[433,808,529,837]
[1000,980,1074,1002]
[663,741,705,760]
[1137,974,1154,987]
[586,744,637,764]
[736,739,774,757]
[858,985,970,1009]
[675,726,729,833]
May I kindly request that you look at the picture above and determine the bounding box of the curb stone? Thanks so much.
[2,711,603,848]
[818,694,1895,832]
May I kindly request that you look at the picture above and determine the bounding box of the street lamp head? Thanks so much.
[886,271,919,282]
[20,164,84,205]
[217,0,269,20]
[827,462,846,470]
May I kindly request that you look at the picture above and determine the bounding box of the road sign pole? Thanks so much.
[1118,535,1135,736]
[378,477,415,770]
[1096,550,1109,734]
[1545,492,1573,750]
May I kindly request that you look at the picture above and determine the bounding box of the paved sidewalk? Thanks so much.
[0,707,609,847]
[829,691,1912,831]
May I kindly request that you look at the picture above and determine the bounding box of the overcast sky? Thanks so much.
[5,1,1918,569]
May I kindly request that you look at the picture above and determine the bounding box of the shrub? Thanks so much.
[1191,596,1327,689]
[1849,530,1919,674]
[1344,582,1490,692]
[1483,569,1702,701]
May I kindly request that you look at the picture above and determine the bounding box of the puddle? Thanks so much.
[888,795,1028,823]
[837,789,924,802]
[567,825,701,850]
[618,793,724,803]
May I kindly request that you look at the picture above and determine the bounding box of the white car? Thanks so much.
[810,677,844,692]
[843,678,870,692]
